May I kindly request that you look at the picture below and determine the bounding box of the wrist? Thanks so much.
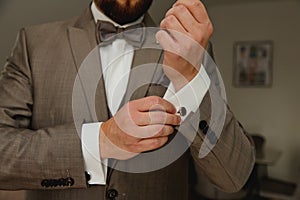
[169,67,198,91]
[99,121,111,160]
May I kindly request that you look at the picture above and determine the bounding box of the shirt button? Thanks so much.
[106,189,118,199]
[199,120,208,130]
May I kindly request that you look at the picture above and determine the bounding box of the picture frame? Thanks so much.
[233,40,273,87]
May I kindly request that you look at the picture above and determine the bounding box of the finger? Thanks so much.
[173,0,210,24]
[150,125,174,138]
[140,124,174,138]
[129,124,174,139]
[133,96,177,114]
[165,5,200,34]
[141,124,174,138]
[135,124,166,138]
[160,13,188,34]
[136,136,169,152]
[136,111,181,126]
[156,30,179,54]
[148,111,181,126]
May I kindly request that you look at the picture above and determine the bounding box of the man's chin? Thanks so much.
[96,0,153,25]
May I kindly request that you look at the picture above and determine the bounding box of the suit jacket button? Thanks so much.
[203,126,209,134]
[106,189,118,199]
[58,178,65,186]
[41,180,49,188]
[199,120,208,134]
[53,180,58,187]
[66,177,74,187]
[49,179,56,187]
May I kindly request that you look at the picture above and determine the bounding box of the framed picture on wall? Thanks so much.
[233,40,273,87]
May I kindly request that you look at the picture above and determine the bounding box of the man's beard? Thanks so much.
[95,0,153,25]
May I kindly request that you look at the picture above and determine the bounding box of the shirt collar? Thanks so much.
[91,2,144,28]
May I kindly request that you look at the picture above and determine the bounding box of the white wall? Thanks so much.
[206,0,300,182]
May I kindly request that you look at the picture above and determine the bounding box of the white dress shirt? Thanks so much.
[81,2,211,185]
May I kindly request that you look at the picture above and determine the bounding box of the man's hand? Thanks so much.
[99,96,181,160]
[156,0,213,91]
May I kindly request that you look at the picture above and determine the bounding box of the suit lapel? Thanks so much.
[68,7,110,122]
[68,7,97,71]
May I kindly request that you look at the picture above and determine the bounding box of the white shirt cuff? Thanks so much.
[163,65,210,121]
[81,122,107,185]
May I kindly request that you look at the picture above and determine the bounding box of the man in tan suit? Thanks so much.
[0,0,255,199]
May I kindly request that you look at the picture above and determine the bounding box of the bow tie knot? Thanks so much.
[97,21,145,47]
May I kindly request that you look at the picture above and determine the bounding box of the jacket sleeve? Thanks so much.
[188,92,255,193]
[0,29,88,190]
[186,42,256,193]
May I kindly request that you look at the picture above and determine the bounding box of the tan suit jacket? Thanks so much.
[0,6,255,200]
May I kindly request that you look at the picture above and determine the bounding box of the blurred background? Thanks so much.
[0,0,299,199]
